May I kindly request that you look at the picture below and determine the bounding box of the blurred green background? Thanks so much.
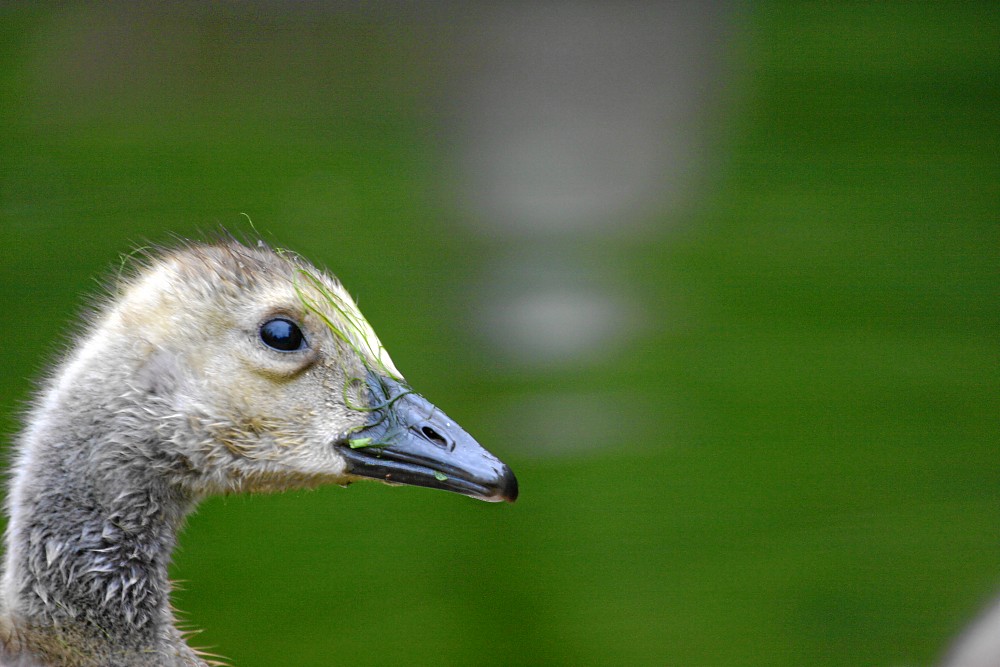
[1,3,997,666]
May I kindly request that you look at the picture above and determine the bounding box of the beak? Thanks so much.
[336,374,518,503]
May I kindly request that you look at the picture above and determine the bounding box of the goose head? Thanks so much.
[0,239,516,665]
[92,241,517,503]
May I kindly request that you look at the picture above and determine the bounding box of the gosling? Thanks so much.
[0,239,517,666]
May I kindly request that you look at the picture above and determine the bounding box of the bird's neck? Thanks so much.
[0,385,205,665]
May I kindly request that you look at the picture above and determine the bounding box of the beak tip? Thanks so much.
[498,465,519,503]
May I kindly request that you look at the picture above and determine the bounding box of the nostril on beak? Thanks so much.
[420,425,452,450]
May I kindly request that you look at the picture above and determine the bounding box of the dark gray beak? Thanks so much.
[336,374,518,503]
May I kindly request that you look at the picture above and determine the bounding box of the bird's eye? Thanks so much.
[259,318,306,352]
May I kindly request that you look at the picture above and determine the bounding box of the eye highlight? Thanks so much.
[259,318,306,352]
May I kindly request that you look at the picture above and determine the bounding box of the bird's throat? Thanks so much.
[0,434,200,664]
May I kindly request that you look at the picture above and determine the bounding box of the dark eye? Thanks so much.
[260,318,306,352]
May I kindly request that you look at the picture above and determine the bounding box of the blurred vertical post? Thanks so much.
[444,3,732,456]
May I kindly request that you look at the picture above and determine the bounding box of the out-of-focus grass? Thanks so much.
[0,3,996,666]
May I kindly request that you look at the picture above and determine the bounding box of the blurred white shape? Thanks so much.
[469,111,668,235]
[452,2,730,236]
[447,2,729,370]
[942,596,1000,667]
[475,250,644,368]
[494,391,653,459]
[485,287,629,366]
[443,3,729,449]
